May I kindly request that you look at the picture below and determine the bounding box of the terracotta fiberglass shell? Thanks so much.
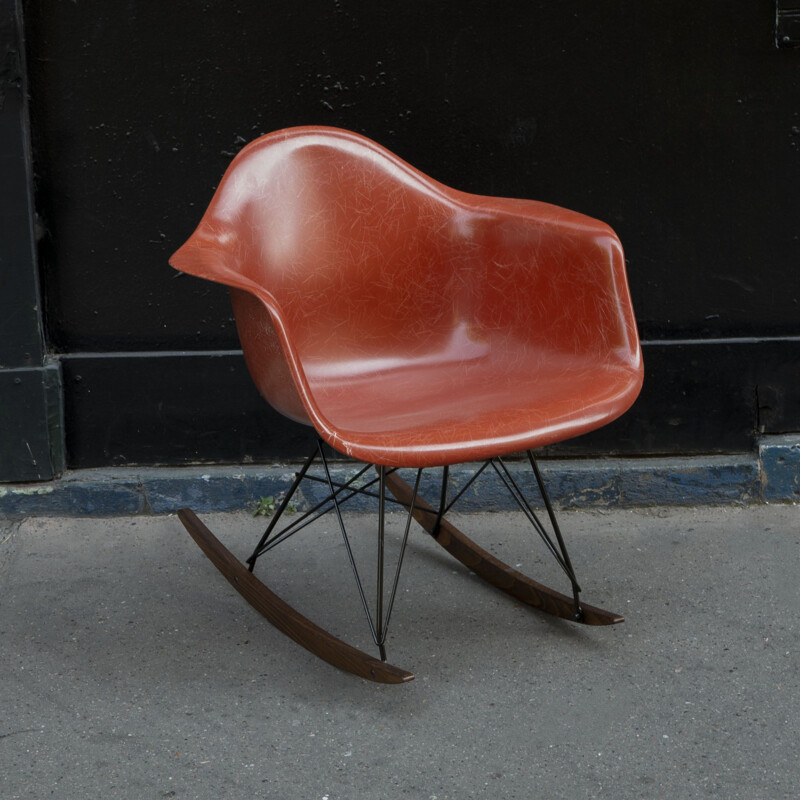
[170,127,643,468]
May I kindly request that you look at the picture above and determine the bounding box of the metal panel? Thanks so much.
[0,1,63,481]
[61,353,317,468]
[60,340,800,468]
[0,0,43,368]
[0,363,63,481]
[14,1,800,468]
[776,1,800,46]
[22,1,800,351]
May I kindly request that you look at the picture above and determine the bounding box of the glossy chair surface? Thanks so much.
[170,126,642,467]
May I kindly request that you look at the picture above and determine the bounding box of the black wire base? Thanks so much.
[181,442,623,683]
[242,442,622,667]
[246,441,422,662]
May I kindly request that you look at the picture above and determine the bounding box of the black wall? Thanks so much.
[3,1,799,476]
[0,0,62,481]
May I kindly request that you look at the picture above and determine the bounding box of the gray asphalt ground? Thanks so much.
[1,503,798,799]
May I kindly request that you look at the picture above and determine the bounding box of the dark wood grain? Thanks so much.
[383,472,623,626]
[177,508,414,683]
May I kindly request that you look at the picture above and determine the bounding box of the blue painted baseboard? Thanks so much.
[1,436,797,517]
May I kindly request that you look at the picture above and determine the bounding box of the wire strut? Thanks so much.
[246,444,585,654]
[247,440,423,660]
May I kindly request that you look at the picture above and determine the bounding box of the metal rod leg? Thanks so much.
[379,468,422,646]
[432,465,449,538]
[376,465,387,661]
[527,450,583,621]
[246,445,317,571]
[318,446,381,646]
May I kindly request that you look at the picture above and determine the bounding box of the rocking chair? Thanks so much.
[170,126,643,683]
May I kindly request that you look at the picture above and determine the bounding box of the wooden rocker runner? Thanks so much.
[170,127,643,683]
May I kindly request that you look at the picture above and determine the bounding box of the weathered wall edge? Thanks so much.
[0,435,796,517]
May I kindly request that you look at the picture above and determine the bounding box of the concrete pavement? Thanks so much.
[1,503,798,799]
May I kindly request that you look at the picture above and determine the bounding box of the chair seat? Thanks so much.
[303,330,641,466]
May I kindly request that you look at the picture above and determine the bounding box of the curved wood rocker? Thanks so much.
[177,508,413,683]
[382,471,622,626]
[170,126,643,682]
